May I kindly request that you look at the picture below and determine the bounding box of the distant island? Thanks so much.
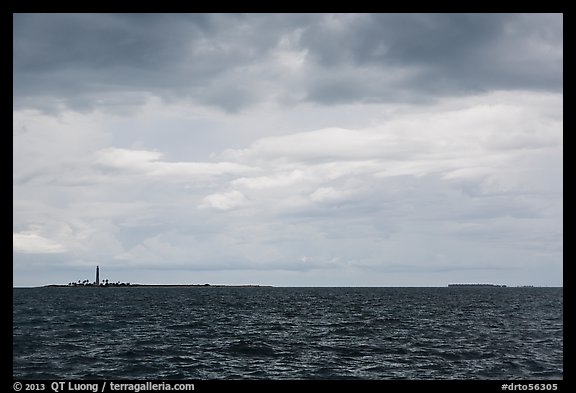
[44,283,271,288]
[42,266,271,288]
[448,283,507,287]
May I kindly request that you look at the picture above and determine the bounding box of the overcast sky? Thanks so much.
[13,13,563,287]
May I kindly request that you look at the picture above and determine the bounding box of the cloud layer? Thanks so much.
[13,14,563,286]
[14,14,562,113]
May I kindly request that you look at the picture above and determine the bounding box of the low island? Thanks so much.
[43,266,271,288]
[448,283,507,287]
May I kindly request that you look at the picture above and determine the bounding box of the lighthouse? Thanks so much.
[96,266,100,286]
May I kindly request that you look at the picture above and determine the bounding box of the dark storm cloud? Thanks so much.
[15,14,209,110]
[13,13,278,111]
[300,14,504,66]
[13,13,562,112]
[301,13,562,102]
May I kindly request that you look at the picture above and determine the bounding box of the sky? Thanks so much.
[13,13,563,287]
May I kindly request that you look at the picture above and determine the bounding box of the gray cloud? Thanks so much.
[13,13,562,113]
[301,13,562,102]
[13,14,563,287]
[13,13,265,111]
[13,91,562,286]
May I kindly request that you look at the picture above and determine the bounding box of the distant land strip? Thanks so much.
[43,284,273,288]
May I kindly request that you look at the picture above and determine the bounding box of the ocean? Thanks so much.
[12,287,563,380]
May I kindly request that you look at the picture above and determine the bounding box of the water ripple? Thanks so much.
[13,287,563,379]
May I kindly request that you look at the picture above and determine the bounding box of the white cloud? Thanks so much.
[13,90,562,286]
[13,230,67,254]
[94,147,255,178]
[309,187,347,203]
[200,190,248,210]
[207,93,562,217]
[231,170,309,190]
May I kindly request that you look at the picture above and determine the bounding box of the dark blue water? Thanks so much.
[13,287,563,379]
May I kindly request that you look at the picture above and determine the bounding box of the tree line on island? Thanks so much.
[68,279,131,287]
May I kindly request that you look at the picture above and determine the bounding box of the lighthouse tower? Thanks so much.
[96,266,100,286]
